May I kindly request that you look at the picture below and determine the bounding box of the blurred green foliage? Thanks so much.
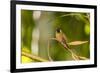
[21,10,90,63]
[21,10,35,50]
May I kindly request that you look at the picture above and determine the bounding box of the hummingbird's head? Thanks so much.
[56,28,61,33]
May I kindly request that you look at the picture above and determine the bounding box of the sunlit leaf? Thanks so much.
[22,47,31,53]
[84,24,90,35]
[78,56,88,60]
[22,55,33,63]
[68,41,88,45]
[21,47,34,63]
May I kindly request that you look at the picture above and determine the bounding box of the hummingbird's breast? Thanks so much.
[56,33,63,42]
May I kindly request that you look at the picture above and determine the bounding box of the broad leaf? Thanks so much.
[68,41,88,46]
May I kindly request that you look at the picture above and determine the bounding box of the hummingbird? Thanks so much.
[55,28,80,60]
[55,28,70,49]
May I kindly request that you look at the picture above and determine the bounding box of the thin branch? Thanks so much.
[22,51,49,62]
[48,37,80,60]
[47,39,53,61]
[47,37,89,61]
[60,13,80,17]
[60,42,79,60]
[47,38,57,61]
[72,53,80,60]
[60,43,89,60]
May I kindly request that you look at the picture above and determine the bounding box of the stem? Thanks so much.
[47,38,57,61]
[22,51,49,62]
[47,37,88,61]
[47,39,53,61]
[60,41,79,60]
[60,13,79,17]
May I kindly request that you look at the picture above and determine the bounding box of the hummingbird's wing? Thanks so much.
[62,33,68,43]
[61,33,70,48]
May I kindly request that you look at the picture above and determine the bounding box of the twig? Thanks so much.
[47,37,88,61]
[60,42,79,60]
[48,37,79,60]
[71,53,79,60]
[22,51,49,62]
[47,39,53,61]
[47,38,57,61]
[61,43,88,60]
[60,13,80,17]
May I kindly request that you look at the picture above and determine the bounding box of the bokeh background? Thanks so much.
[21,10,90,63]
